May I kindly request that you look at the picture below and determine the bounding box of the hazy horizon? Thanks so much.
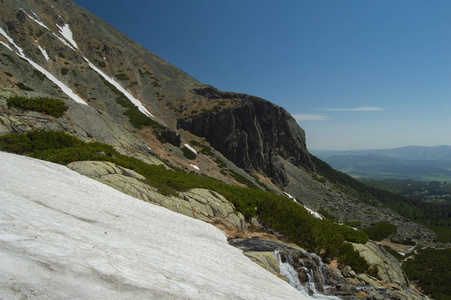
[309,144,451,152]
[73,0,451,150]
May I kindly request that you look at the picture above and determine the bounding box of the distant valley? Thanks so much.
[312,145,451,182]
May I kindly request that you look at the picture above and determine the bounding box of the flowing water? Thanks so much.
[275,250,340,299]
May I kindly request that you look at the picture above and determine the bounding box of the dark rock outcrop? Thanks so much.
[178,87,314,187]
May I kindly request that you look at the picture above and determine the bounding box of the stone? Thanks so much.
[67,161,248,230]
[352,242,408,287]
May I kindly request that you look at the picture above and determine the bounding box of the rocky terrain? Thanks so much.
[0,0,437,298]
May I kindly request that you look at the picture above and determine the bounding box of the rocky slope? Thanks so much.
[0,0,437,298]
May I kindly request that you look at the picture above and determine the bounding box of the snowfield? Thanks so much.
[0,152,309,300]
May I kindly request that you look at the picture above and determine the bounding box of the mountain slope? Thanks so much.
[0,0,437,243]
[0,151,308,300]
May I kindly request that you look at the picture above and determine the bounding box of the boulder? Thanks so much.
[67,161,247,230]
[352,242,408,287]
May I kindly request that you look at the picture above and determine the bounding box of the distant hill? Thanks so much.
[312,146,451,181]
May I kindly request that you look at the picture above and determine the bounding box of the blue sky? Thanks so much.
[73,0,451,150]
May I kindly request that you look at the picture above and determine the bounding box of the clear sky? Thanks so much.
[73,0,451,150]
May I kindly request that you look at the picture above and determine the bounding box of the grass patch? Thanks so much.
[0,131,371,273]
[7,95,68,118]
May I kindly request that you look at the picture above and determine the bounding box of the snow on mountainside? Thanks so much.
[0,152,308,300]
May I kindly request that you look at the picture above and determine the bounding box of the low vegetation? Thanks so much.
[7,95,68,118]
[403,248,451,300]
[189,140,214,156]
[362,222,397,241]
[311,155,451,242]
[181,146,196,160]
[16,82,34,91]
[98,74,164,130]
[0,130,370,273]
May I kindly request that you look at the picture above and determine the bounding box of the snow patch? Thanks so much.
[36,42,49,60]
[303,206,323,220]
[184,143,198,154]
[284,192,323,219]
[27,11,50,31]
[190,164,200,171]
[0,41,12,51]
[0,26,86,105]
[84,57,154,118]
[284,192,297,203]
[56,23,78,49]
[0,152,309,300]
[26,12,76,51]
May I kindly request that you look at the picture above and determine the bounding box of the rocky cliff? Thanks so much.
[178,86,314,187]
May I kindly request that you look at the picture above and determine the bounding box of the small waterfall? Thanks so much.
[275,250,340,299]
[276,250,304,291]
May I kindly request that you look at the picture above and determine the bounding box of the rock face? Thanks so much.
[177,86,314,187]
[230,238,428,300]
[67,161,247,230]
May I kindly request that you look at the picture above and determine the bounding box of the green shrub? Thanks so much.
[390,239,416,246]
[382,245,404,261]
[189,140,214,156]
[33,69,46,81]
[0,133,32,154]
[95,60,106,68]
[61,68,69,76]
[362,222,397,241]
[7,96,68,118]
[114,73,129,81]
[16,82,34,91]
[181,146,196,160]
[315,176,327,183]
[345,221,362,228]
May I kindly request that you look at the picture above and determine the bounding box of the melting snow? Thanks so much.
[284,192,323,220]
[56,23,78,49]
[26,12,76,51]
[0,41,12,51]
[36,42,49,60]
[84,57,154,118]
[303,206,323,220]
[190,164,200,171]
[27,11,51,31]
[0,26,86,105]
[0,152,309,300]
[184,143,198,154]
